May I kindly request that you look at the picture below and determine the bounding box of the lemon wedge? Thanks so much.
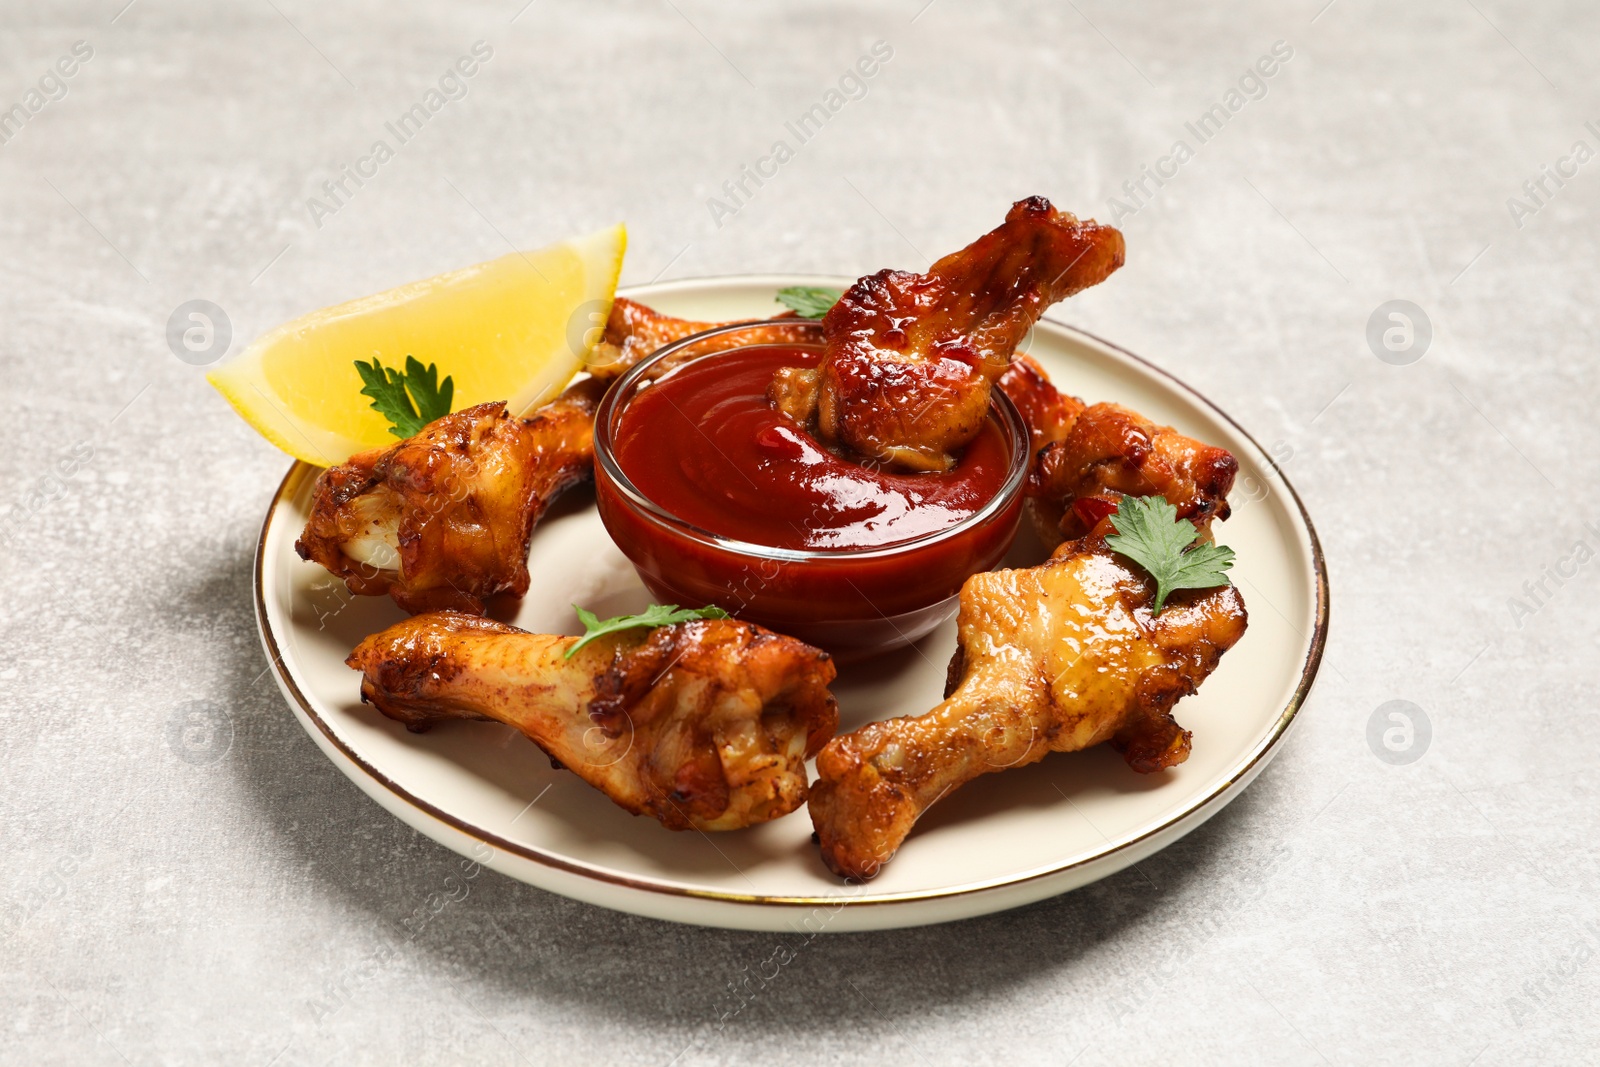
[208,223,626,467]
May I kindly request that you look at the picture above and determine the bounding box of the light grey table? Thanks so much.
[3,1,1595,1063]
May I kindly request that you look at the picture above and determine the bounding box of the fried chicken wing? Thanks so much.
[296,380,603,615]
[768,197,1125,471]
[348,612,839,831]
[588,296,817,381]
[808,536,1246,880]
[997,355,1238,548]
[995,354,1085,459]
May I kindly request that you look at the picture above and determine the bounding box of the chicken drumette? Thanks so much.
[348,612,839,831]
[296,380,603,615]
[768,197,1125,471]
[998,355,1238,548]
[808,535,1247,880]
[588,297,817,382]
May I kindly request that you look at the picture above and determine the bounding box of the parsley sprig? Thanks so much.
[775,286,843,319]
[355,355,455,438]
[564,603,730,659]
[1104,495,1235,615]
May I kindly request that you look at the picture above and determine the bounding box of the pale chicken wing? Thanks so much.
[769,197,1125,471]
[348,612,839,831]
[808,536,1246,880]
[295,380,603,615]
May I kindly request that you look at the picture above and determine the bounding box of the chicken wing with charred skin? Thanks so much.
[347,612,839,831]
[808,535,1246,881]
[768,197,1125,472]
[295,379,603,615]
[997,355,1238,548]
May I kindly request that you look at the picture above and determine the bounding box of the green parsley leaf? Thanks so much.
[564,602,731,659]
[775,286,843,320]
[1104,494,1235,615]
[354,355,455,438]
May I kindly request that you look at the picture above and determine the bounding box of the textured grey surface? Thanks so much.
[2,0,1596,1063]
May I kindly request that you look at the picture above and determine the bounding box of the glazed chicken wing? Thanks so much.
[808,536,1246,880]
[348,612,838,831]
[768,197,1125,471]
[296,380,603,615]
[998,355,1238,548]
[588,296,817,381]
[996,353,1086,459]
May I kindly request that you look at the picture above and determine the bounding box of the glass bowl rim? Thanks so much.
[591,318,1031,564]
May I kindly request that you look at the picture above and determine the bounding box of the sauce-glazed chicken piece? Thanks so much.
[588,297,817,381]
[998,355,1238,548]
[808,536,1246,880]
[995,353,1086,460]
[768,197,1125,472]
[296,380,603,615]
[348,612,839,831]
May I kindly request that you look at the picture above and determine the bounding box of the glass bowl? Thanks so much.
[592,320,1029,662]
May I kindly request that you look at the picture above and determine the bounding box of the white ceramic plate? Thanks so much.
[255,275,1327,932]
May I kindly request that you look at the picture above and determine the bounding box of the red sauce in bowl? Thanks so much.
[610,346,1012,551]
[593,331,1027,662]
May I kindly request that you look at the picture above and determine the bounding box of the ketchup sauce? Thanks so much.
[594,342,1026,660]
[610,345,1011,551]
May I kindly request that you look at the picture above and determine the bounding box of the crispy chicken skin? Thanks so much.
[998,355,1238,548]
[348,612,839,831]
[588,296,817,381]
[769,197,1125,471]
[996,354,1086,460]
[808,536,1247,880]
[296,380,603,615]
